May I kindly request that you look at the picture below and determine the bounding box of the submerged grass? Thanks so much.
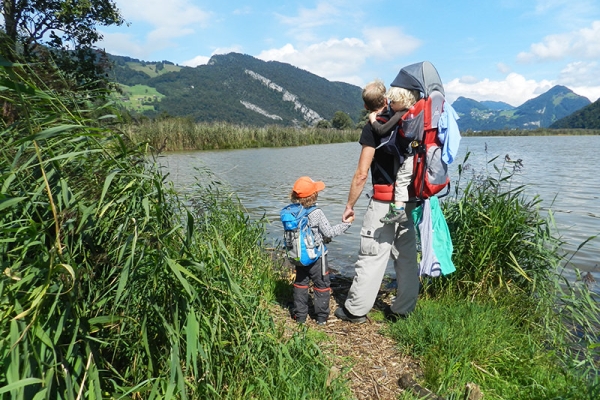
[121,117,361,151]
[387,152,600,399]
[0,60,350,398]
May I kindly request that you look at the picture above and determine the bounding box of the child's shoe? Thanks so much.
[293,314,306,324]
[380,204,405,224]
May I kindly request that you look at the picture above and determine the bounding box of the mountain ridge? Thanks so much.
[111,52,364,127]
[451,86,591,131]
[110,52,597,130]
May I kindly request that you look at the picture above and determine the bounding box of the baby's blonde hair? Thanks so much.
[386,87,420,110]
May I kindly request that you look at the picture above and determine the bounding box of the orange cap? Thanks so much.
[293,176,325,198]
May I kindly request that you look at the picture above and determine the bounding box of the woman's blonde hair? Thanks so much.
[290,191,318,207]
[386,87,420,109]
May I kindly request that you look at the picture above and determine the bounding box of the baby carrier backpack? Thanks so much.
[390,61,450,200]
[374,107,411,163]
[280,204,323,266]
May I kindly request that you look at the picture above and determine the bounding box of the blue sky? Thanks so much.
[100,0,600,106]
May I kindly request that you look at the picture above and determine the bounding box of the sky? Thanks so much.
[99,0,600,107]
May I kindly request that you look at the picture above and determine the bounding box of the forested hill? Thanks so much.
[452,85,591,131]
[109,52,364,127]
[550,98,600,129]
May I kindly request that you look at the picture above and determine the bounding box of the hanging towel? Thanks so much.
[412,197,456,277]
[437,103,461,165]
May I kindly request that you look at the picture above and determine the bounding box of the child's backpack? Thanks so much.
[390,61,451,200]
[280,204,324,266]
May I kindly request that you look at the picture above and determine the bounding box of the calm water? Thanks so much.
[159,136,600,290]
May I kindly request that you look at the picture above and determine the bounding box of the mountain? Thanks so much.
[452,85,591,131]
[109,53,364,127]
[549,98,600,129]
[480,100,514,111]
[110,53,593,131]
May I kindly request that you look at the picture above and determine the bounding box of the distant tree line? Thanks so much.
[461,128,600,136]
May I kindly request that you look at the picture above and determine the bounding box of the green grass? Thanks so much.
[386,298,591,399]
[0,58,351,399]
[122,117,361,151]
[114,83,165,112]
[126,62,182,78]
[389,151,599,399]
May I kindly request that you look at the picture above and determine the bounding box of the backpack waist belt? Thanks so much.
[372,183,394,201]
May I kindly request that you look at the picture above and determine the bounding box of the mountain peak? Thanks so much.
[452,85,590,131]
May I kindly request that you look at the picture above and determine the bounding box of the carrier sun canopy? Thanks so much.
[390,61,445,99]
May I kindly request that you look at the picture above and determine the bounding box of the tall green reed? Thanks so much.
[0,61,349,399]
[432,153,561,301]
[404,150,599,398]
[121,117,360,151]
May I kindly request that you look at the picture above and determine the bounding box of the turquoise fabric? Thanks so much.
[429,197,455,275]
[412,196,456,275]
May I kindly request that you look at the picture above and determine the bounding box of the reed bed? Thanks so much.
[121,118,361,151]
[0,62,350,398]
[388,152,599,399]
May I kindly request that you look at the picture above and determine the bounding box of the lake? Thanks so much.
[158,135,600,292]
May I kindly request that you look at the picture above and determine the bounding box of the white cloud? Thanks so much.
[101,0,212,58]
[212,46,243,55]
[258,40,365,85]
[99,32,146,58]
[518,20,600,62]
[276,2,340,32]
[182,55,210,67]
[557,61,600,101]
[496,62,511,74]
[182,46,243,67]
[533,0,598,22]
[558,61,600,86]
[257,27,420,86]
[361,27,421,59]
[117,0,211,30]
[458,76,479,84]
[445,73,554,106]
[275,2,342,43]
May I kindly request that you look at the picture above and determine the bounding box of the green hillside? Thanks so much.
[550,98,600,129]
[452,86,591,131]
[114,84,165,113]
[108,53,364,127]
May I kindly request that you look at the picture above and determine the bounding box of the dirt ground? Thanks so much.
[271,271,424,400]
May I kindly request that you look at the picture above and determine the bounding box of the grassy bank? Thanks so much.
[121,117,361,152]
[388,153,599,399]
[0,63,351,398]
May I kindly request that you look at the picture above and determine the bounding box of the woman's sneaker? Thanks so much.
[334,307,367,324]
